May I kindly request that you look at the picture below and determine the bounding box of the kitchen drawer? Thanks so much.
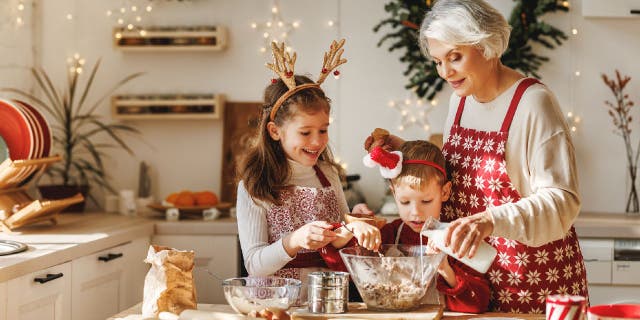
[7,261,72,320]
[580,238,614,261]
[72,241,129,320]
[612,260,640,285]
[585,261,612,284]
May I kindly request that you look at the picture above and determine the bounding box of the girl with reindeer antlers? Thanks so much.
[236,39,381,300]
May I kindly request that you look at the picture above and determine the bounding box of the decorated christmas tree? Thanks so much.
[374,0,569,99]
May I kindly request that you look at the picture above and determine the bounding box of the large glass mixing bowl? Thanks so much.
[340,244,445,311]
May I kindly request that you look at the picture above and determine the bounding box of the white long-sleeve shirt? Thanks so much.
[443,79,580,247]
[236,159,349,276]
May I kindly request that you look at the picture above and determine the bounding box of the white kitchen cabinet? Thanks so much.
[151,235,239,303]
[122,237,151,309]
[0,281,6,320]
[580,237,640,304]
[7,261,72,320]
[71,237,149,320]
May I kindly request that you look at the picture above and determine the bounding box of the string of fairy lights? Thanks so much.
[387,95,437,135]
[250,0,338,55]
[107,0,154,39]
[564,0,582,133]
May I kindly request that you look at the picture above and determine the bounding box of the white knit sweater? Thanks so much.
[236,159,349,276]
[443,79,581,247]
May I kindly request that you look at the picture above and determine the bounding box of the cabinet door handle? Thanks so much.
[98,253,124,262]
[34,273,64,284]
[631,9,640,15]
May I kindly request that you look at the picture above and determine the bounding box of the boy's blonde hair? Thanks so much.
[391,140,447,189]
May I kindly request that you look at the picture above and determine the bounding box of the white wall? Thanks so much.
[2,0,640,213]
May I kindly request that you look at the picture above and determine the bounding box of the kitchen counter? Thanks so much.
[108,303,545,320]
[0,212,155,282]
[573,211,640,238]
[0,212,239,282]
[151,216,238,235]
[379,211,640,239]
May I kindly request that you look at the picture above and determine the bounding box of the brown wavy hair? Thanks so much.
[391,140,448,189]
[237,75,344,206]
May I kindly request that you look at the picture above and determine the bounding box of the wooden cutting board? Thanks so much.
[291,303,443,320]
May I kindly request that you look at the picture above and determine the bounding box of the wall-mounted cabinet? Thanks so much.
[112,94,225,120]
[582,0,640,18]
[113,26,228,51]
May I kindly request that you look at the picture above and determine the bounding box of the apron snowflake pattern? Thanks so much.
[265,165,342,281]
[441,78,588,313]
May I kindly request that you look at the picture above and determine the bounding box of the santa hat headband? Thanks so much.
[363,146,446,179]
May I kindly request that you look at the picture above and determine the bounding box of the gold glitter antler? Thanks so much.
[317,39,347,84]
[266,41,297,90]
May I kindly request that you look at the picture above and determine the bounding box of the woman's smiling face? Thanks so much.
[427,37,493,98]
[268,107,330,167]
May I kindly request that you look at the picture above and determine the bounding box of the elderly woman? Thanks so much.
[363,0,588,313]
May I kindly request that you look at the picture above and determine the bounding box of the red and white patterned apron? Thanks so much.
[441,78,588,313]
[265,165,342,281]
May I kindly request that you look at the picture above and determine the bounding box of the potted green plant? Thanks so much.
[2,57,143,211]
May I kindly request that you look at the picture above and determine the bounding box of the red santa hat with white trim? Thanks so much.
[363,146,403,179]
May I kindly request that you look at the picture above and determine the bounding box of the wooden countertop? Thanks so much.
[151,216,238,235]
[108,303,545,320]
[0,212,239,282]
[573,211,640,238]
[0,212,155,282]
[379,211,640,239]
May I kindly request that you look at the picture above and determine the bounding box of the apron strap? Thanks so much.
[452,78,541,131]
[313,165,332,188]
[395,222,404,244]
[453,96,467,126]
[500,78,541,133]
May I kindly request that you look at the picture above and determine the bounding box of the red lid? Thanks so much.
[588,304,640,319]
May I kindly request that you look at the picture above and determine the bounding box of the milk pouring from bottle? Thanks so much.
[421,217,497,273]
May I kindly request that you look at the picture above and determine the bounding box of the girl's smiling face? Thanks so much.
[268,107,330,167]
[391,178,451,233]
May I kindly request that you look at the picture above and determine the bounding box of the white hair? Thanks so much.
[419,0,511,60]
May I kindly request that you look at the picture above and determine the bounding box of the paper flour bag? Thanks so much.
[142,245,197,317]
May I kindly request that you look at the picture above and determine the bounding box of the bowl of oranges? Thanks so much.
[147,190,231,215]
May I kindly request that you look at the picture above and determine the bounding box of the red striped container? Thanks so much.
[546,295,587,320]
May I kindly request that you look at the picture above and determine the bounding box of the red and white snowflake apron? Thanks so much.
[265,165,342,283]
[441,78,588,313]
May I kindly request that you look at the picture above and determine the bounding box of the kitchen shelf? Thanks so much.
[582,0,640,18]
[111,94,225,120]
[113,26,228,51]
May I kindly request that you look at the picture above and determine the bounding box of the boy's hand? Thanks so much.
[363,131,405,152]
[347,221,381,251]
[351,203,374,215]
[428,239,457,288]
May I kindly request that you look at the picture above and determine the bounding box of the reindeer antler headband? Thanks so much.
[266,39,347,121]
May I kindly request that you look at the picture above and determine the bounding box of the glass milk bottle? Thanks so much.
[421,217,497,273]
